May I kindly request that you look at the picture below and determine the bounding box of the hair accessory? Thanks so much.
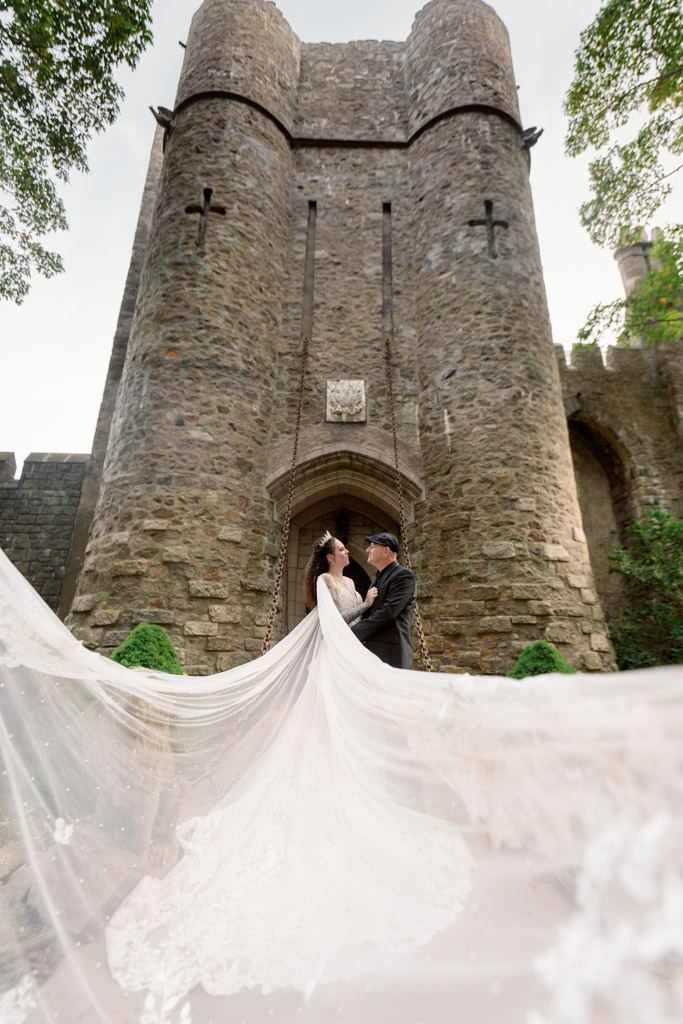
[317,530,332,548]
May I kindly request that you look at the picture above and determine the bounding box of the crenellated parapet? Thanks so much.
[556,343,683,519]
[0,454,88,611]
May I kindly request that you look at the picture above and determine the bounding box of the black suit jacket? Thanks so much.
[350,561,416,669]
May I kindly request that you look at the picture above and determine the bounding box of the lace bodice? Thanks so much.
[320,573,371,625]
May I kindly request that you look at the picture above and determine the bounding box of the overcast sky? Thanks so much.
[1,0,680,474]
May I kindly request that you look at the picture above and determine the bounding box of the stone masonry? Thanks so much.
[0,454,88,612]
[3,0,681,673]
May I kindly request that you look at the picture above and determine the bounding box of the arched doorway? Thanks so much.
[568,416,635,621]
[287,496,400,628]
[266,445,423,631]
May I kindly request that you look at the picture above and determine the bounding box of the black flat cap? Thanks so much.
[365,532,399,553]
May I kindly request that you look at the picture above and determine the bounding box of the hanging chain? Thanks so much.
[261,335,309,654]
[384,338,433,672]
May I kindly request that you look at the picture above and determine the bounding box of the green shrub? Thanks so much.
[610,600,683,671]
[608,511,683,670]
[508,640,577,679]
[111,622,183,675]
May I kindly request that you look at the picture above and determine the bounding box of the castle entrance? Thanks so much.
[568,417,634,622]
[286,496,399,630]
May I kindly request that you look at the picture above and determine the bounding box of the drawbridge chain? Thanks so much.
[261,334,309,655]
[383,338,433,672]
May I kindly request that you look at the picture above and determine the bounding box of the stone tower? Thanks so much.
[62,0,617,674]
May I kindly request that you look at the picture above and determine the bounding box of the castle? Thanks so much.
[2,0,681,675]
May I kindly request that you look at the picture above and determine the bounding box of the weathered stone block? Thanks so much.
[184,621,218,636]
[131,609,175,625]
[142,520,169,531]
[241,580,270,593]
[106,531,130,547]
[101,631,130,647]
[539,544,570,561]
[482,541,515,559]
[456,650,482,669]
[112,560,147,576]
[544,623,571,645]
[454,601,485,617]
[185,664,214,677]
[90,610,120,627]
[189,581,229,598]
[580,588,597,605]
[71,594,97,613]
[582,651,602,671]
[162,547,191,563]
[566,574,589,589]
[511,615,537,625]
[590,632,611,652]
[217,652,246,672]
[528,601,552,616]
[206,637,237,651]
[517,498,535,512]
[477,616,512,633]
[218,527,243,543]
[573,526,587,543]
[511,584,542,601]
[208,605,241,623]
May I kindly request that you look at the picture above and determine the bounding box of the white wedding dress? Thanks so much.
[0,547,682,1024]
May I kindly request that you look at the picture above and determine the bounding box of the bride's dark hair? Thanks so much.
[303,532,336,611]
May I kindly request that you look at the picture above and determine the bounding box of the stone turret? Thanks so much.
[63,0,616,673]
[403,0,613,672]
[67,0,302,672]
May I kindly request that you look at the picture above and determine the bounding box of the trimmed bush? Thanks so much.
[508,640,577,679]
[610,600,683,670]
[608,511,683,670]
[111,622,183,675]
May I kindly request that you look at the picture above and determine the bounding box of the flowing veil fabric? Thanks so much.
[0,546,682,1024]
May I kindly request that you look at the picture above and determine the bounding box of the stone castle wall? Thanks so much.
[558,343,683,622]
[56,0,615,675]
[0,454,87,611]
[4,0,680,675]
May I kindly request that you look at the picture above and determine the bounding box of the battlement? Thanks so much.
[0,452,88,612]
[173,0,521,150]
[555,343,683,517]
[555,342,661,375]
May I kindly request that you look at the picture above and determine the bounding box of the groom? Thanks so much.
[351,532,417,669]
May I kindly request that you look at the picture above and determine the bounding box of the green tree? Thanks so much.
[508,640,577,679]
[0,0,153,303]
[565,0,683,347]
[608,510,683,669]
[111,622,183,675]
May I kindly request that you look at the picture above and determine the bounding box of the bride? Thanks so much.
[0,535,681,1024]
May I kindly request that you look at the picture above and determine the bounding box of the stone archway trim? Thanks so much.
[266,442,424,524]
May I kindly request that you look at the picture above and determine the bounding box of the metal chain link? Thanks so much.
[263,330,432,671]
[261,335,309,655]
[384,338,433,672]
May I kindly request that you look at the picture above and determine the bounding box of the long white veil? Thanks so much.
[0,546,681,1024]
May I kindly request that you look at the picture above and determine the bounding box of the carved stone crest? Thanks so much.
[326,380,366,423]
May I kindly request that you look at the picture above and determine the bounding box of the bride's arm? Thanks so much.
[320,574,375,625]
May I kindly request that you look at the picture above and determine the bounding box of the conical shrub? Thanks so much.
[111,622,183,675]
[508,640,576,679]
